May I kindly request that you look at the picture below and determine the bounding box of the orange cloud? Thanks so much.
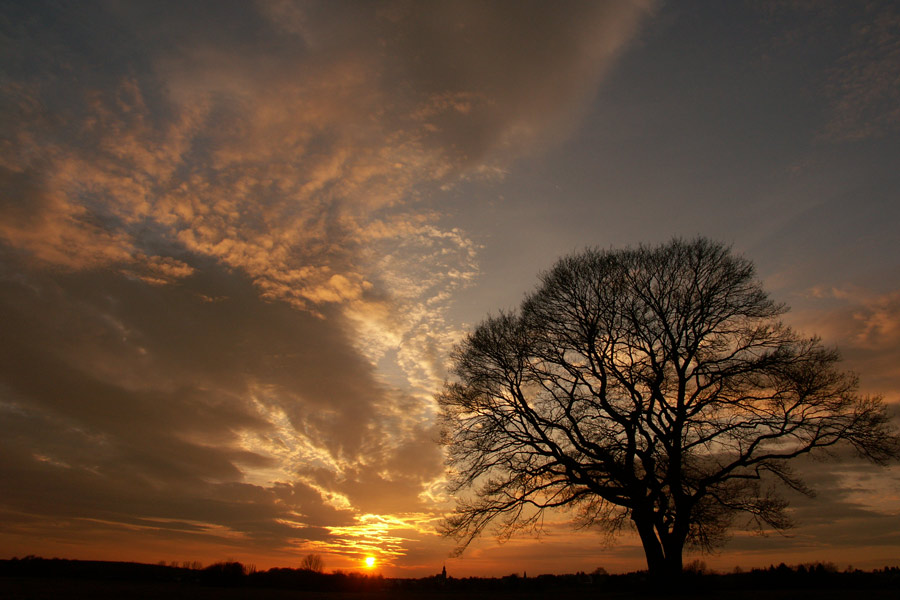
[0,0,656,570]
[790,286,900,397]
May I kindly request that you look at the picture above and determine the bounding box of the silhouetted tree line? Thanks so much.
[0,556,187,582]
[0,556,388,592]
[3,555,899,594]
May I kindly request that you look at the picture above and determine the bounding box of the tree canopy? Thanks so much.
[439,238,898,575]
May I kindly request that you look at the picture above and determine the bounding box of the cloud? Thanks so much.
[758,0,900,142]
[822,1,900,142]
[1,0,655,378]
[789,286,900,397]
[714,453,900,573]
[0,0,656,568]
[0,253,442,566]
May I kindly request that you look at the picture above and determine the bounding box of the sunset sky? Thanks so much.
[2,0,899,577]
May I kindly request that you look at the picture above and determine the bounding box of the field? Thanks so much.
[3,577,900,600]
[2,558,898,600]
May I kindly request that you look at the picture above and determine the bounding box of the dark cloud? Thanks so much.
[0,248,371,550]
[712,454,900,570]
[378,0,652,163]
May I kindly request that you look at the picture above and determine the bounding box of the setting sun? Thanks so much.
[364,556,376,569]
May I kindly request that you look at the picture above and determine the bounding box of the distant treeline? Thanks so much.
[2,556,899,593]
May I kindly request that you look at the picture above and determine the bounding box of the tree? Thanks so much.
[439,238,898,576]
[299,553,325,573]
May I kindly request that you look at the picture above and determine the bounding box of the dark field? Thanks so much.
[2,558,898,600]
[3,577,900,600]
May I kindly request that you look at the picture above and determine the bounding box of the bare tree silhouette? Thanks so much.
[440,238,899,576]
[299,553,325,573]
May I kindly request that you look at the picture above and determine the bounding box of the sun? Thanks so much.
[364,556,376,569]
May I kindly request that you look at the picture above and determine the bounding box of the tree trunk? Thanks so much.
[662,536,684,574]
[632,513,666,575]
[633,512,689,578]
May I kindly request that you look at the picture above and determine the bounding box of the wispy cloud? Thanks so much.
[822,1,900,141]
[0,0,655,569]
[790,285,900,397]
[753,0,900,143]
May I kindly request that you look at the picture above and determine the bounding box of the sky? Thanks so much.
[1,0,899,577]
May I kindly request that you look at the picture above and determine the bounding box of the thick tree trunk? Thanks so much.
[634,512,688,577]
[632,513,666,575]
[662,536,684,574]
